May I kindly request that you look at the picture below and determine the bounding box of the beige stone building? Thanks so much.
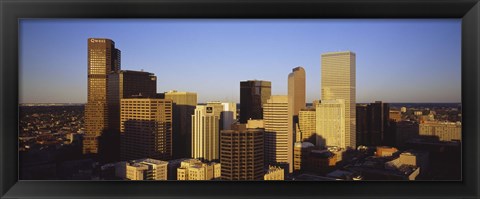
[321,51,356,149]
[287,67,306,173]
[120,98,173,161]
[264,166,285,180]
[246,119,264,129]
[191,102,223,161]
[316,99,346,148]
[419,121,461,141]
[297,108,316,143]
[263,96,289,169]
[176,159,221,180]
[122,158,168,180]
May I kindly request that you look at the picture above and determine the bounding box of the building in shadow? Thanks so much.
[164,90,197,159]
[120,98,173,161]
[356,101,390,147]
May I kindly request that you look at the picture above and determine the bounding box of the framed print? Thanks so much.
[1,0,479,198]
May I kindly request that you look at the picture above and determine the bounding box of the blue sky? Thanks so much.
[19,19,461,103]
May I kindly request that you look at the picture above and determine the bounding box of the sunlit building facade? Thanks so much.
[264,166,285,180]
[176,159,221,180]
[316,99,346,148]
[191,102,223,161]
[321,51,356,149]
[263,96,290,169]
[121,158,168,180]
[419,121,462,141]
[297,108,316,144]
[120,98,173,161]
[287,66,306,173]
[83,38,121,155]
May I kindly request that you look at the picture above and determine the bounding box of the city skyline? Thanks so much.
[20,19,461,103]
[18,36,462,181]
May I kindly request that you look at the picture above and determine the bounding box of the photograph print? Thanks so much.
[19,19,461,181]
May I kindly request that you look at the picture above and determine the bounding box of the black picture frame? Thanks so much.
[1,0,479,198]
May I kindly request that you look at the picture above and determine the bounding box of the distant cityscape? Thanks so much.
[19,38,461,181]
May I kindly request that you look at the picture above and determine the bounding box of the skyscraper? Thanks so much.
[288,66,306,145]
[164,90,197,159]
[220,123,264,180]
[240,80,271,123]
[356,101,390,146]
[321,51,356,149]
[316,99,346,148]
[120,98,173,161]
[191,102,223,161]
[263,96,290,171]
[369,101,390,146]
[83,38,121,155]
[287,66,306,173]
[288,67,306,117]
[105,70,157,161]
[356,104,368,146]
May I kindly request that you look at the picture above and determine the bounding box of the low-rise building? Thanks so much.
[345,151,427,180]
[376,146,399,157]
[419,121,461,141]
[167,158,190,180]
[389,110,402,122]
[246,119,264,129]
[264,166,284,180]
[176,159,221,180]
[116,158,168,180]
[326,169,362,180]
[294,144,342,174]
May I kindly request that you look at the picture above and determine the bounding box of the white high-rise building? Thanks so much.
[191,102,223,161]
[321,51,356,149]
[316,99,346,148]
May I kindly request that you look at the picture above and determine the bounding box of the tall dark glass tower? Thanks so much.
[239,80,271,123]
[369,101,390,146]
[356,101,390,146]
[83,38,120,158]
